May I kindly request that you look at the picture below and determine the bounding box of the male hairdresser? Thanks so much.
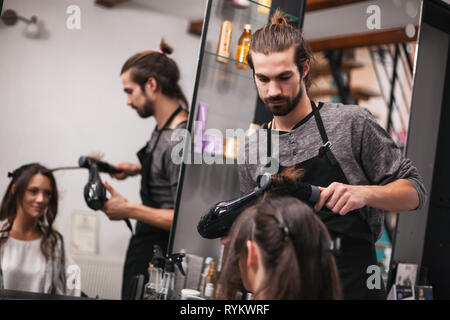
[237,11,426,299]
[101,39,188,299]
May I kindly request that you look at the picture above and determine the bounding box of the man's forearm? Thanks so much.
[364,179,420,212]
[126,201,174,231]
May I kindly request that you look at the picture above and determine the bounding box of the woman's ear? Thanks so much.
[246,240,259,269]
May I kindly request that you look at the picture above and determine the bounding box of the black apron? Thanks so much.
[122,106,183,300]
[267,101,385,300]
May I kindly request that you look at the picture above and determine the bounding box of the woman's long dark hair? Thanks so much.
[0,163,61,261]
[216,168,341,300]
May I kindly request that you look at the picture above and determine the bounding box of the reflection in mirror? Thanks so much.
[0,0,202,299]
[303,0,422,288]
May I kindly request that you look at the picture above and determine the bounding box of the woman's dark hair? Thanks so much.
[247,9,314,90]
[216,168,341,300]
[120,38,189,109]
[0,163,61,261]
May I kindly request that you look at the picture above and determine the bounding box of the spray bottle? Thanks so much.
[143,245,165,300]
[160,252,186,300]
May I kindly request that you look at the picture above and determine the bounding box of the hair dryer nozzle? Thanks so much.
[78,155,122,174]
[197,174,273,239]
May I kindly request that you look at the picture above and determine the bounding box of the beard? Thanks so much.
[133,95,154,118]
[263,85,303,117]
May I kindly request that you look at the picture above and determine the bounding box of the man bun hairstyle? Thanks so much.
[159,37,173,55]
[247,9,313,90]
[121,38,189,109]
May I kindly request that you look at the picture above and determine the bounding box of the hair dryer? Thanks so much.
[80,157,107,211]
[197,174,272,239]
[197,173,321,239]
[78,156,133,233]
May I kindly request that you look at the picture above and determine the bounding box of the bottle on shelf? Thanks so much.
[235,24,252,70]
[226,0,250,9]
[204,282,215,300]
[258,0,271,14]
[142,263,162,300]
[198,257,214,296]
[160,259,176,300]
[143,245,165,300]
[214,245,225,297]
[202,261,217,298]
[174,249,188,299]
[216,20,233,63]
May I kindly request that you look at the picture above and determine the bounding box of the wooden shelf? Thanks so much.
[307,27,419,52]
[95,0,128,7]
[312,59,365,77]
[306,0,371,12]
[309,86,380,101]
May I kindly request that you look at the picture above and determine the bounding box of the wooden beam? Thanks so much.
[306,0,371,12]
[309,87,380,101]
[95,0,128,8]
[188,19,203,36]
[312,59,365,77]
[307,26,419,52]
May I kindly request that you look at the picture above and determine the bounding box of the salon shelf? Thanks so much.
[189,1,300,37]
[212,0,299,28]
[203,50,253,80]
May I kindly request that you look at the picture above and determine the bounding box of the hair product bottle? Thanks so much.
[213,245,225,297]
[235,24,252,70]
[160,260,176,300]
[216,20,233,63]
[258,0,271,14]
[198,257,214,296]
[142,263,162,300]
[203,261,217,299]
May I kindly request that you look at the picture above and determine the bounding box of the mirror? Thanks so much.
[0,0,203,299]
[302,0,422,289]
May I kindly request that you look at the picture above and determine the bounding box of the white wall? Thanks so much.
[0,0,200,260]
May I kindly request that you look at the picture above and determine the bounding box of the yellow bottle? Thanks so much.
[203,261,216,296]
[235,24,252,70]
[258,0,271,14]
[216,21,233,63]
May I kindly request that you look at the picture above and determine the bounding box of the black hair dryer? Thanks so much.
[197,173,272,239]
[80,158,107,211]
[79,156,133,233]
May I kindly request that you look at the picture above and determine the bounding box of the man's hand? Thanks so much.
[220,235,231,245]
[101,181,131,220]
[314,182,369,215]
[111,162,141,180]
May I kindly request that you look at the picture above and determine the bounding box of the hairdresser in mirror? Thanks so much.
[237,10,426,299]
[0,163,81,296]
[100,38,189,300]
[216,196,341,300]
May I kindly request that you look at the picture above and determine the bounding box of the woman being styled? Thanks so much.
[217,195,341,300]
[0,163,80,296]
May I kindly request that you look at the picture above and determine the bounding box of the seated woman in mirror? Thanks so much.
[0,163,81,296]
